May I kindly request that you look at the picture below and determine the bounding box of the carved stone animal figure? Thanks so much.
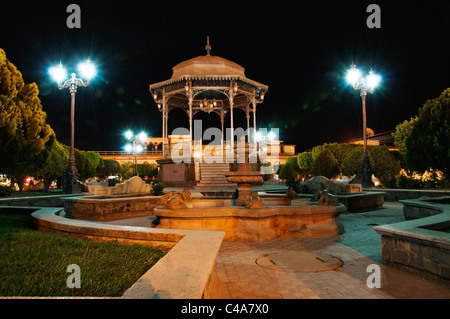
[164,188,192,209]
[159,191,175,204]
[247,191,265,208]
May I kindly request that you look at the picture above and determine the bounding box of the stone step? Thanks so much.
[200,175,228,178]
[199,165,230,169]
[196,162,234,189]
[199,179,229,183]
[200,170,230,173]
[200,172,229,176]
[200,170,230,177]
[194,184,237,189]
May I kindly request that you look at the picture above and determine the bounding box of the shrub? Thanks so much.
[151,182,165,196]
[138,162,158,178]
[369,145,401,186]
[310,149,340,179]
[342,147,372,177]
[279,163,297,181]
[297,151,313,171]
[0,185,13,196]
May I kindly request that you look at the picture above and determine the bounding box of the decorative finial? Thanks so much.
[205,36,211,56]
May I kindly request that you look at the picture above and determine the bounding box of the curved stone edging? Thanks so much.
[373,200,450,281]
[154,204,346,242]
[400,198,447,220]
[30,207,225,299]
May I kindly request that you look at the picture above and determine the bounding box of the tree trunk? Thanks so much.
[43,178,51,192]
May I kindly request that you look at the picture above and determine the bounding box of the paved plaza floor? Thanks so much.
[99,201,450,299]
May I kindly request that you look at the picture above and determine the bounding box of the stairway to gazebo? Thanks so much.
[194,162,237,189]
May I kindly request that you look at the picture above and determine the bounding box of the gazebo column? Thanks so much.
[185,83,193,159]
[161,110,165,158]
[229,99,234,151]
[164,111,169,158]
[252,96,257,152]
[220,110,225,157]
[246,103,250,142]
[162,93,168,158]
[229,81,237,152]
[188,100,193,158]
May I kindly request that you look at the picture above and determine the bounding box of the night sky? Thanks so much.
[1,1,449,152]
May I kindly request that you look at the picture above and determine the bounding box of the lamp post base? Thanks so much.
[360,152,373,189]
[62,167,82,194]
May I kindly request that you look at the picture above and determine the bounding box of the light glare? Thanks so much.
[135,145,144,153]
[366,71,381,90]
[137,132,148,143]
[49,63,67,83]
[346,65,362,86]
[124,130,133,140]
[78,59,96,80]
[124,144,133,153]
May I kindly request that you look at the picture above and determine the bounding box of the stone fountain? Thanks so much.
[225,142,264,206]
[153,143,347,242]
[62,176,161,220]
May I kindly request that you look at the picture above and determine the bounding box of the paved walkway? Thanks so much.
[98,202,450,299]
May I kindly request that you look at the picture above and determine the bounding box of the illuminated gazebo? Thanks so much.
[149,37,269,187]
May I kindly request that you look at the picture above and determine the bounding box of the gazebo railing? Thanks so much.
[95,151,163,156]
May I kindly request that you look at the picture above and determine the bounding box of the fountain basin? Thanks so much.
[154,200,346,242]
[225,171,264,184]
[225,171,264,206]
[63,194,162,221]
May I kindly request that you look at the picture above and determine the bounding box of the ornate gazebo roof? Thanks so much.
[171,55,246,78]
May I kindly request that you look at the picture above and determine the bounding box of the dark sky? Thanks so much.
[1,1,449,152]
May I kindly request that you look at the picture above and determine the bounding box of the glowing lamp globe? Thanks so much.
[78,59,96,81]
[124,144,133,153]
[366,70,382,91]
[135,145,144,154]
[49,63,67,84]
[137,132,148,143]
[124,130,134,140]
[346,64,362,87]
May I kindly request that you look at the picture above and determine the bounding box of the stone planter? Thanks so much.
[374,199,450,282]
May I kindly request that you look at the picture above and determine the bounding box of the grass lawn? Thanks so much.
[0,214,166,297]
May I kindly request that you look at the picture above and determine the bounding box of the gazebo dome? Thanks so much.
[171,54,246,79]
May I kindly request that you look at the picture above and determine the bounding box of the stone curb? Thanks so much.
[373,201,450,281]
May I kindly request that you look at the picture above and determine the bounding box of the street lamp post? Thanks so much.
[123,130,148,176]
[49,59,96,194]
[346,63,381,188]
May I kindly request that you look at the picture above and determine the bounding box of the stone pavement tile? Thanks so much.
[210,236,450,299]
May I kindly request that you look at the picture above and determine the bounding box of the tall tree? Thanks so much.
[405,88,450,178]
[34,136,69,191]
[392,117,418,155]
[0,48,54,188]
[71,148,102,182]
[297,151,313,180]
[96,158,121,179]
[369,145,401,186]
